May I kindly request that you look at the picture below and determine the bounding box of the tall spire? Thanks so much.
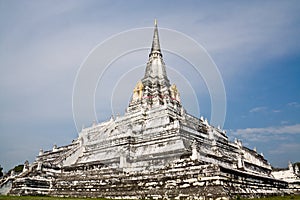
[128,20,181,112]
[142,19,168,82]
[150,19,162,57]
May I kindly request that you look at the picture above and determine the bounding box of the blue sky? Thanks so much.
[0,0,300,171]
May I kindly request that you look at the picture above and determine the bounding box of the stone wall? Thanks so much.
[46,159,287,199]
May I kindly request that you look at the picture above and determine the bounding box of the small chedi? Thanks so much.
[1,21,299,199]
[272,162,300,192]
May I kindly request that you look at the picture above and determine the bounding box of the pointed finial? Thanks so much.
[149,19,161,56]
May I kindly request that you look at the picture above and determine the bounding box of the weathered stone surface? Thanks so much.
[272,162,300,193]
[46,159,286,199]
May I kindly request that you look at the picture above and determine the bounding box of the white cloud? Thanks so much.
[182,1,300,81]
[249,106,267,113]
[1,0,300,170]
[230,124,300,142]
[234,124,300,135]
[280,121,289,125]
[269,143,300,154]
[287,102,300,108]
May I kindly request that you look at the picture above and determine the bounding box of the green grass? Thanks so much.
[0,196,110,200]
[241,196,300,200]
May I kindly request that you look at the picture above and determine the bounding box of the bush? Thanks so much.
[0,165,3,177]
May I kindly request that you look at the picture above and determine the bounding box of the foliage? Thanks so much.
[0,165,3,177]
[12,165,24,173]
[6,164,24,176]
[0,196,111,200]
[241,195,300,200]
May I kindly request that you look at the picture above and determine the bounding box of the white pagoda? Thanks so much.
[0,21,292,199]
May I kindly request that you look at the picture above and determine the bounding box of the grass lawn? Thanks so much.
[0,196,110,200]
[246,196,300,200]
[0,195,299,200]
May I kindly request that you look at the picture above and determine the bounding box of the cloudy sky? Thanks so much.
[0,0,300,171]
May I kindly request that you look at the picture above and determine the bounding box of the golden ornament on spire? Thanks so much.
[133,81,144,101]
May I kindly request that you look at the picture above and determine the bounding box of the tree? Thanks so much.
[0,165,3,177]
[6,164,24,176]
[13,164,24,173]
